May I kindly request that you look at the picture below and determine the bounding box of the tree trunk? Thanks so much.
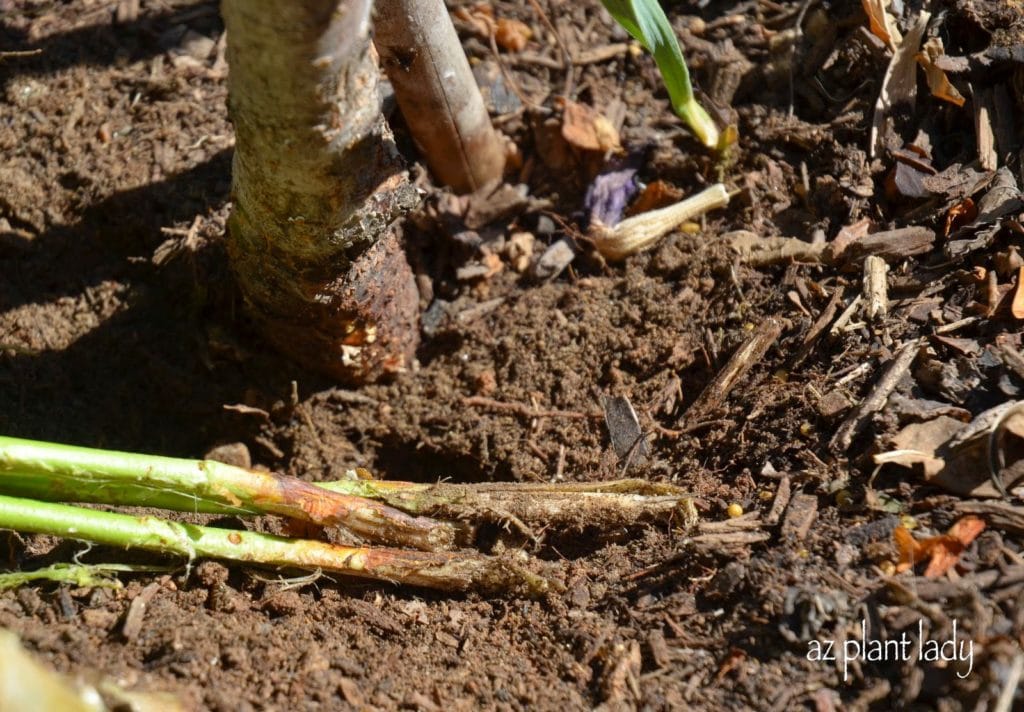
[222,0,420,382]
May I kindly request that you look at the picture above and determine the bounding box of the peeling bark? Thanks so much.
[222,0,420,382]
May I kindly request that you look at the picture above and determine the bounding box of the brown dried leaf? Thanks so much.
[861,0,902,50]
[495,18,531,52]
[893,525,920,573]
[871,12,929,158]
[453,4,496,37]
[626,180,683,216]
[1012,266,1024,319]
[894,516,986,577]
[917,38,966,107]
[943,197,977,237]
[560,100,621,153]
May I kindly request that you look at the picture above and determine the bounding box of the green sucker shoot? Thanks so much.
[600,0,721,149]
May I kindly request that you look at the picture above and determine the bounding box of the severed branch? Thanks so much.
[375,0,506,192]
[0,436,697,594]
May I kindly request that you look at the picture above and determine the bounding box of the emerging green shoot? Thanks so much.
[600,0,720,149]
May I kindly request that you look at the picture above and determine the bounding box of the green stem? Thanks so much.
[0,437,453,551]
[0,494,549,594]
[0,437,695,543]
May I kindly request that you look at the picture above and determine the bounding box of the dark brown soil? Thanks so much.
[3,0,1024,709]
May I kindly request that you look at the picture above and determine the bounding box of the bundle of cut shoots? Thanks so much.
[0,436,695,594]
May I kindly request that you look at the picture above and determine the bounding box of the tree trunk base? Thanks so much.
[229,223,420,383]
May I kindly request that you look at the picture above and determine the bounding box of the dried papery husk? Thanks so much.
[589,183,729,261]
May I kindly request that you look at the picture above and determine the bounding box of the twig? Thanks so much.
[934,316,981,334]
[489,31,535,110]
[994,652,1024,712]
[516,44,629,68]
[829,339,922,452]
[462,396,602,420]
[829,295,863,336]
[682,317,784,425]
[524,0,574,97]
[0,49,42,60]
[790,285,844,367]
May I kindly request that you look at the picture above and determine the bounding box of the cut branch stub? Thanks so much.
[222,0,420,382]
[374,0,506,193]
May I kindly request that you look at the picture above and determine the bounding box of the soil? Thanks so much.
[2,0,1024,709]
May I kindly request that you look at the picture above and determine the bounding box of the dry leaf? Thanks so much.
[627,180,683,216]
[893,525,920,572]
[1013,266,1024,319]
[453,3,496,37]
[560,99,621,153]
[893,515,986,577]
[925,516,986,576]
[917,38,966,107]
[495,18,531,52]
[870,12,929,158]
[944,197,977,236]
[861,0,902,50]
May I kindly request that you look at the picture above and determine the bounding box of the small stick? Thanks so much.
[829,338,922,452]
[934,316,981,334]
[829,295,863,336]
[682,317,784,425]
[524,0,574,97]
[790,285,844,367]
[994,653,1024,712]
[0,494,551,594]
[863,255,889,321]
[319,478,699,534]
[375,0,506,192]
[462,396,603,420]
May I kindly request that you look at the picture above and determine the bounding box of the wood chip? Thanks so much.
[682,317,784,425]
[791,286,845,367]
[870,11,929,158]
[830,338,921,451]
[973,85,997,171]
[863,255,890,320]
[122,582,160,641]
[780,493,818,542]
[827,226,935,264]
